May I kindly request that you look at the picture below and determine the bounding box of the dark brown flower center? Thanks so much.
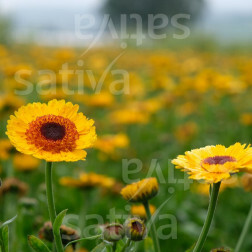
[40,122,66,141]
[203,155,236,165]
[132,221,143,233]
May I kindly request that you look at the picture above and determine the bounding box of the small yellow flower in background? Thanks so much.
[0,139,14,160]
[240,113,252,126]
[0,93,25,114]
[94,133,129,155]
[131,204,156,219]
[241,173,252,192]
[74,92,115,108]
[172,143,252,183]
[192,177,239,196]
[121,177,159,202]
[13,154,41,172]
[6,99,97,162]
[109,108,150,125]
[174,121,198,143]
[60,172,115,190]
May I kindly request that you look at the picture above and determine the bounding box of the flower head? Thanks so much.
[131,204,156,219]
[241,173,252,192]
[13,154,40,172]
[6,99,97,162]
[0,177,28,197]
[172,143,252,183]
[60,172,115,190]
[38,221,80,247]
[103,223,125,242]
[121,177,159,202]
[124,218,146,241]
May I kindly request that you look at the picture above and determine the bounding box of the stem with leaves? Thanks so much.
[45,162,64,252]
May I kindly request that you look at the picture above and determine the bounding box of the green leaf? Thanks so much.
[53,209,68,235]
[1,226,9,252]
[115,240,125,252]
[91,242,107,252]
[185,243,195,252]
[144,237,155,252]
[64,234,102,250]
[27,236,50,252]
[0,216,17,229]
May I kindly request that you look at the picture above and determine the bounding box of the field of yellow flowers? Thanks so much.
[1,43,252,252]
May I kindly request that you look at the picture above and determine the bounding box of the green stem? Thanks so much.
[121,239,131,252]
[193,182,221,252]
[234,200,252,252]
[45,162,64,252]
[143,201,160,252]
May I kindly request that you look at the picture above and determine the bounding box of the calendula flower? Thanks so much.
[131,204,156,219]
[110,108,149,125]
[94,133,129,155]
[192,177,239,196]
[6,99,97,162]
[172,143,252,183]
[0,139,15,160]
[0,177,28,197]
[60,172,115,190]
[103,223,125,242]
[121,178,159,202]
[38,221,80,248]
[241,173,252,192]
[124,218,146,241]
[13,154,40,172]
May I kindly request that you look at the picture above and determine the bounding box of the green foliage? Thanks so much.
[27,236,50,252]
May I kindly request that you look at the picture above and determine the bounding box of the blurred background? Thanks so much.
[1,1,252,252]
[0,0,252,46]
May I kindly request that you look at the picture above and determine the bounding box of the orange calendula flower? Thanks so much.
[6,99,97,162]
[60,172,115,190]
[131,204,156,219]
[172,143,252,183]
[121,178,159,202]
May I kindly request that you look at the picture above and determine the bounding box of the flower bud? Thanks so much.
[103,223,125,242]
[124,218,146,241]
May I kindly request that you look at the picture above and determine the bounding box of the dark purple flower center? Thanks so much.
[40,122,66,141]
[203,155,236,165]
[132,221,143,233]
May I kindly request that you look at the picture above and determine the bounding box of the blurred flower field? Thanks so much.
[1,43,252,251]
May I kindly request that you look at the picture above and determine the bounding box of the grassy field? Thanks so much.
[1,43,252,252]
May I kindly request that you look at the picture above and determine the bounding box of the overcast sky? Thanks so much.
[0,0,252,14]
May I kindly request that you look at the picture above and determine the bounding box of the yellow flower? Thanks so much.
[121,178,159,202]
[60,172,115,190]
[172,143,252,183]
[74,92,115,108]
[124,217,146,241]
[94,133,129,154]
[109,108,149,125]
[131,204,156,219]
[192,177,239,196]
[0,93,25,114]
[0,139,14,160]
[13,153,40,172]
[241,173,252,192]
[6,99,97,162]
[240,113,252,126]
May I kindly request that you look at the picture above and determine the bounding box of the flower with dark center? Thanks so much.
[172,143,252,183]
[6,99,97,162]
[124,218,146,241]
